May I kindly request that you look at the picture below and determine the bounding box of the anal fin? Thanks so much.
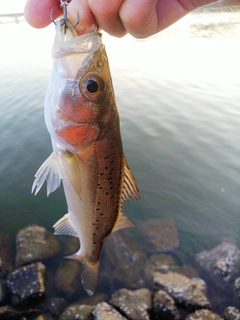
[112,211,134,233]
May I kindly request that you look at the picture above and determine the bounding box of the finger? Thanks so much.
[67,0,97,35]
[119,0,159,38]
[87,0,127,37]
[24,0,61,28]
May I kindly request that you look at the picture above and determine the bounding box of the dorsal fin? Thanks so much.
[32,152,61,196]
[122,156,140,201]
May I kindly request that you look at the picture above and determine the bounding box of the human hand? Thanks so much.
[24,0,217,38]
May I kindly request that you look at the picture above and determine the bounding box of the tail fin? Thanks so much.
[80,260,100,296]
[65,252,99,296]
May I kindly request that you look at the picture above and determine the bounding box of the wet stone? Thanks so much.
[103,230,146,289]
[54,260,82,299]
[142,218,179,253]
[6,262,45,305]
[15,225,61,267]
[186,309,223,320]
[152,290,181,320]
[93,302,128,320]
[40,296,68,317]
[153,271,210,309]
[144,254,179,285]
[234,278,240,298]
[0,278,8,303]
[195,241,240,289]
[223,306,240,320]
[110,288,152,320]
[59,303,95,320]
[0,305,38,319]
[33,314,55,320]
[0,234,13,277]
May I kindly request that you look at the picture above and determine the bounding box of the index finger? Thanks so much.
[24,0,62,28]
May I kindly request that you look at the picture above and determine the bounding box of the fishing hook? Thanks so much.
[50,0,79,33]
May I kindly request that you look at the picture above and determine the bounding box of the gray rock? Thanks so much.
[59,303,94,320]
[103,230,146,289]
[0,305,38,319]
[93,302,127,320]
[152,290,181,320]
[0,234,13,277]
[110,288,152,320]
[0,279,7,303]
[6,262,45,305]
[195,242,240,289]
[54,260,82,299]
[186,309,223,320]
[142,218,179,253]
[223,306,240,320]
[40,297,68,317]
[145,254,179,285]
[32,314,55,320]
[234,278,240,298]
[15,225,61,267]
[153,271,210,309]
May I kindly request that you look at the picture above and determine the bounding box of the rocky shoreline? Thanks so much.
[0,218,240,319]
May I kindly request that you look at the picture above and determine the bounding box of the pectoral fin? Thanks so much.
[122,155,140,201]
[53,213,78,237]
[32,153,61,196]
[61,151,82,199]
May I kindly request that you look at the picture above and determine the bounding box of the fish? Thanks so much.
[31,19,140,296]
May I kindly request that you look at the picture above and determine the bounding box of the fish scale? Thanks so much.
[32,21,139,295]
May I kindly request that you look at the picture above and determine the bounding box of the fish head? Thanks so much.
[45,21,118,153]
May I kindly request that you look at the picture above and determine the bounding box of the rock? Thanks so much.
[186,309,223,320]
[54,260,82,299]
[0,305,38,319]
[195,242,240,289]
[142,218,179,253]
[0,279,8,303]
[0,234,13,277]
[40,297,68,317]
[33,314,55,320]
[6,262,45,305]
[15,225,61,267]
[234,278,240,298]
[102,230,146,289]
[110,288,152,320]
[144,254,179,285]
[223,306,240,320]
[59,303,95,320]
[153,271,210,309]
[93,302,128,319]
[152,290,181,320]
[79,293,109,307]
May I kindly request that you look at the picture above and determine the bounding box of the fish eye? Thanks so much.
[86,79,99,93]
[80,73,105,101]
